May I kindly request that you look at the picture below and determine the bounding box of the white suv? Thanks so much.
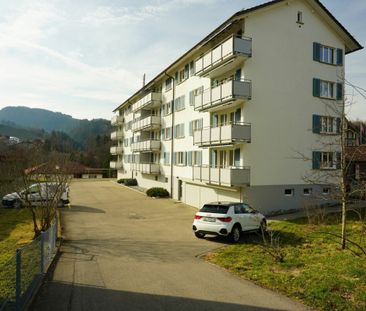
[192,202,266,243]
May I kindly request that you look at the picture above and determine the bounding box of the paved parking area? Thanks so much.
[32,180,309,311]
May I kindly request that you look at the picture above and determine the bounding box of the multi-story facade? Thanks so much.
[110,0,362,213]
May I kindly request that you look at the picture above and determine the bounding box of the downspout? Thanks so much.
[165,72,175,199]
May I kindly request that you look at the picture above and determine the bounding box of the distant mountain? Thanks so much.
[0,106,111,146]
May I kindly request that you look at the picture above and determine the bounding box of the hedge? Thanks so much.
[146,187,169,198]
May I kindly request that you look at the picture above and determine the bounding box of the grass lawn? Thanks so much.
[0,208,34,302]
[206,213,366,311]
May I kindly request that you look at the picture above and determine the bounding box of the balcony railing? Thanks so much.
[110,146,123,155]
[131,140,161,152]
[111,115,124,126]
[110,161,123,169]
[110,130,123,140]
[132,116,161,132]
[132,163,160,174]
[195,35,252,77]
[192,165,250,186]
[194,123,251,146]
[132,92,162,112]
[194,79,251,112]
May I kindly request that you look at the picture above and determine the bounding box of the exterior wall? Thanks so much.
[110,0,352,213]
[244,0,343,186]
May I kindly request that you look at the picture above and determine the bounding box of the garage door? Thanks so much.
[183,183,239,209]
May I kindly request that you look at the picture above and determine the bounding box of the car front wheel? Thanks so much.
[194,232,205,239]
[229,225,241,243]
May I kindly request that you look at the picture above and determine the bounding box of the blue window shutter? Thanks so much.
[336,83,343,100]
[336,152,341,169]
[235,69,241,81]
[336,118,341,134]
[189,91,194,106]
[189,121,193,136]
[312,151,321,169]
[234,149,240,167]
[313,42,321,61]
[312,115,321,134]
[235,108,241,123]
[336,48,343,66]
[313,78,320,97]
[188,151,192,166]
[173,152,176,165]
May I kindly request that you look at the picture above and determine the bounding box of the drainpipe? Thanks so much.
[164,72,175,199]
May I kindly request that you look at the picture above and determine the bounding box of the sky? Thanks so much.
[0,0,365,121]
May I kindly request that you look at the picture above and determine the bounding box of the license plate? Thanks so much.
[203,217,215,222]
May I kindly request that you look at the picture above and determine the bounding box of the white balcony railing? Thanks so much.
[192,166,250,186]
[110,161,123,169]
[193,123,251,146]
[110,146,123,155]
[132,92,162,112]
[132,116,161,132]
[111,115,124,126]
[110,131,123,140]
[132,163,160,174]
[131,140,161,152]
[195,35,252,76]
[194,80,251,111]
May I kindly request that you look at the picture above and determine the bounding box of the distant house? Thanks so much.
[25,162,106,179]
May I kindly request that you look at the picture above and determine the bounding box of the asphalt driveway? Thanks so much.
[31,180,309,311]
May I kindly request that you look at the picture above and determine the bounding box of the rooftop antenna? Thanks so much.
[142,73,146,87]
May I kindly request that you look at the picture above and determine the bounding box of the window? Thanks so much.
[174,95,185,111]
[313,78,343,100]
[297,11,303,24]
[189,61,195,76]
[189,86,203,106]
[165,78,172,91]
[163,152,170,165]
[189,118,203,136]
[303,188,312,196]
[174,123,185,139]
[161,128,165,140]
[320,46,334,64]
[162,101,172,116]
[313,42,343,66]
[124,138,129,147]
[321,152,335,169]
[320,80,334,98]
[174,151,185,166]
[165,127,172,140]
[322,187,330,195]
[178,64,189,83]
[165,177,168,183]
[284,189,294,196]
[193,151,202,165]
[321,116,337,133]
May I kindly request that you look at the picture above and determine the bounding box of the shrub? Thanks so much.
[117,179,125,184]
[146,187,169,198]
[124,178,138,186]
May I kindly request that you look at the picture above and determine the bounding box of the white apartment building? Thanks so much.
[110,0,362,213]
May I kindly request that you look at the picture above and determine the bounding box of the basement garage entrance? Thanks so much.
[183,182,241,209]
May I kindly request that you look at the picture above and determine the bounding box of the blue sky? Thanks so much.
[0,0,365,120]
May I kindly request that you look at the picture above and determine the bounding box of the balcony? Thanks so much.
[132,163,160,174]
[132,92,162,112]
[110,130,123,140]
[110,146,123,155]
[194,80,251,112]
[192,166,250,186]
[194,123,251,147]
[195,36,252,78]
[110,161,123,169]
[132,116,161,132]
[111,115,124,126]
[131,140,161,153]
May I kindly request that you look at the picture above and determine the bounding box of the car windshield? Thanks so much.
[200,205,229,214]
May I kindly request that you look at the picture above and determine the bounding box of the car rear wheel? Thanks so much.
[229,225,241,243]
[194,232,205,239]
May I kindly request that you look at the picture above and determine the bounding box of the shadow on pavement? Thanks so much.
[31,281,288,311]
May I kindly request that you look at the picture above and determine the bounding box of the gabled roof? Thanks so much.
[114,0,363,112]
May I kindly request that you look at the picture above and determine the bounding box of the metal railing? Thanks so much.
[0,219,59,311]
